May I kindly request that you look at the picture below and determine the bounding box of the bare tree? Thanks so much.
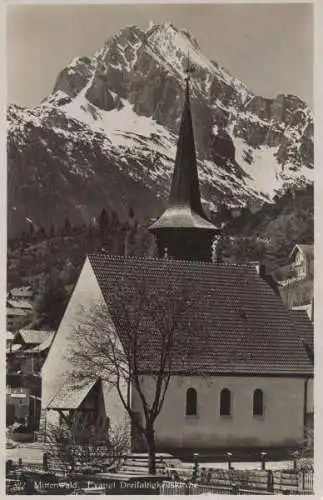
[69,278,192,475]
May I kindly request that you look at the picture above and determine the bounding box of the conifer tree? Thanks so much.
[98,208,109,236]
[63,216,72,234]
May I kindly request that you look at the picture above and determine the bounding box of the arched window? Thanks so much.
[220,388,231,416]
[253,389,264,416]
[186,388,197,416]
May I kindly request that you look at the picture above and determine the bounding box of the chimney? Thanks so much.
[252,261,280,295]
[250,261,267,277]
[251,261,260,274]
[259,263,266,277]
[249,260,268,281]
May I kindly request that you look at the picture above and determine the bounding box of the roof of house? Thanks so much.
[10,286,33,298]
[24,331,55,353]
[47,378,98,410]
[87,254,313,376]
[289,244,314,261]
[7,308,27,317]
[7,299,33,310]
[15,329,55,346]
[7,331,15,340]
[7,344,22,353]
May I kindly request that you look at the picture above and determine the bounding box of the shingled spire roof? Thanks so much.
[149,68,218,232]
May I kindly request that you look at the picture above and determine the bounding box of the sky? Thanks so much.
[7,2,313,107]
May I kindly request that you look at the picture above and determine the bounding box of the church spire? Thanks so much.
[149,57,219,262]
[168,57,205,217]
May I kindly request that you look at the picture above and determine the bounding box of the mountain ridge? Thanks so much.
[7,22,313,238]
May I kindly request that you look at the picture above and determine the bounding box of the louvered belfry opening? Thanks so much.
[149,68,219,262]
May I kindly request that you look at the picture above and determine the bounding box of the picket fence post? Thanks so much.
[267,470,274,492]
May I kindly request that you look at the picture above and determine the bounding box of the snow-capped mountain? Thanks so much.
[7,23,313,237]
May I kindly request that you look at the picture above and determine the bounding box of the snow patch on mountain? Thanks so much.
[234,138,282,197]
[233,136,314,198]
[63,94,178,157]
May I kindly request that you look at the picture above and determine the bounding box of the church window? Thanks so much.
[186,388,197,416]
[253,389,264,416]
[220,388,231,416]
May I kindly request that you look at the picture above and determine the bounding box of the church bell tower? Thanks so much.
[149,63,219,262]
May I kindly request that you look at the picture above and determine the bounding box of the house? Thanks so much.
[289,244,314,280]
[7,299,33,311]
[14,329,53,350]
[6,331,14,351]
[9,286,34,301]
[269,244,314,321]
[6,330,54,433]
[6,287,34,331]
[6,387,30,426]
[6,386,41,432]
[270,244,314,287]
[41,71,313,453]
[9,330,55,375]
[6,299,33,332]
[6,307,28,331]
[278,280,314,322]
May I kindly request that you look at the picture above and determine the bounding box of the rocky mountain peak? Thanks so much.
[53,55,96,99]
[7,23,313,237]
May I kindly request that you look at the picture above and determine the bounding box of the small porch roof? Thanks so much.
[47,378,99,410]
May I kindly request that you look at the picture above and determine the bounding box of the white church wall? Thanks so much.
[41,258,128,435]
[132,375,306,450]
[42,258,101,411]
[102,379,131,447]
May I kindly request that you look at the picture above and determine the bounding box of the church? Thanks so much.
[41,70,313,454]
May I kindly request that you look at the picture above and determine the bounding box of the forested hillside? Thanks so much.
[218,184,313,270]
[7,183,313,330]
[7,206,156,329]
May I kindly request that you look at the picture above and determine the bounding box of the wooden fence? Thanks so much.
[165,465,314,495]
[7,454,314,495]
[160,475,314,496]
[160,480,274,495]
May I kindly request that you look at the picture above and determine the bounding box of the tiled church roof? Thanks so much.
[88,254,313,376]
